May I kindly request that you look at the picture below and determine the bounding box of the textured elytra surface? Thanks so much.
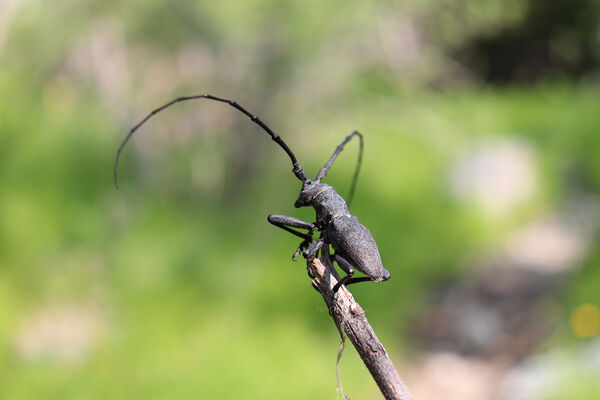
[329,214,389,280]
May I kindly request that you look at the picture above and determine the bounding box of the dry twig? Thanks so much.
[307,256,413,400]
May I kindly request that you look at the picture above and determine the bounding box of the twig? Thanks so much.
[307,256,413,400]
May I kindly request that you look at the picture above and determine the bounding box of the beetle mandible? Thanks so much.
[114,94,391,293]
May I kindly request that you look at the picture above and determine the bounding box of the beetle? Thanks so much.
[114,94,390,293]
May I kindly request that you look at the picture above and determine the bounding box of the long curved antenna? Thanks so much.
[114,94,309,189]
[315,131,363,207]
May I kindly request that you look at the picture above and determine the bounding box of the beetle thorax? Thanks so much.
[295,182,349,226]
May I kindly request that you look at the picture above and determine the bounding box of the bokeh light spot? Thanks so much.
[570,303,600,339]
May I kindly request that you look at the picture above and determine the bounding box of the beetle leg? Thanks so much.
[268,214,319,260]
[292,240,309,261]
[267,214,317,241]
[303,238,324,258]
[341,276,372,287]
[334,254,354,275]
[332,254,356,293]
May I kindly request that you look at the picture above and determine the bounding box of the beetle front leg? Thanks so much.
[268,214,319,259]
[303,238,324,259]
[267,214,317,239]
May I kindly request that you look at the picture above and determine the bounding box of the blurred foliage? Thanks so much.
[1,0,600,399]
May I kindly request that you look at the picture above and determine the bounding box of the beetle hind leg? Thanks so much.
[332,254,385,293]
[332,254,356,293]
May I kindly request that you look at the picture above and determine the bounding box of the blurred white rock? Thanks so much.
[404,352,506,400]
[449,138,537,217]
[499,339,600,400]
[503,215,588,272]
[13,304,104,364]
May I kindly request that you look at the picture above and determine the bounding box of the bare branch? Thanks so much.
[307,256,413,400]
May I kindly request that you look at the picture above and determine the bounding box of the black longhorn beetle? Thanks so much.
[114,94,390,293]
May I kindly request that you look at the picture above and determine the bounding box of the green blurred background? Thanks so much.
[1,0,600,398]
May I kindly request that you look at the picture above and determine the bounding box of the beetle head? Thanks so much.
[295,180,326,208]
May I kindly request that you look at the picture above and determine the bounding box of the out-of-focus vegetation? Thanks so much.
[1,0,599,399]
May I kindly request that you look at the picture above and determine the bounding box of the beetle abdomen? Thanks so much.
[329,215,390,281]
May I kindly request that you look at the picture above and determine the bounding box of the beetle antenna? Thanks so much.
[114,94,310,189]
[315,131,363,207]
